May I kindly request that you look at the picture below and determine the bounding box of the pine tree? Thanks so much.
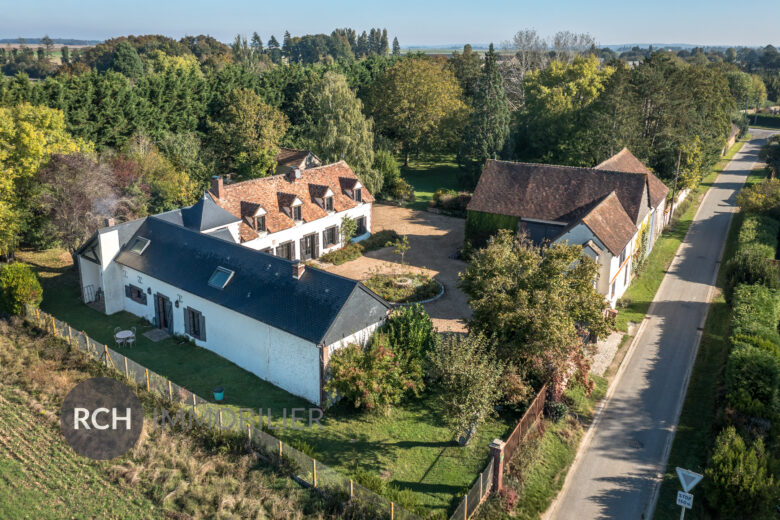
[282,31,292,58]
[380,29,389,56]
[267,35,280,49]
[368,29,378,55]
[250,32,263,54]
[392,37,401,57]
[457,43,510,188]
[60,46,69,64]
[356,31,368,58]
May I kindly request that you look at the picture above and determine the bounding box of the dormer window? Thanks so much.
[354,188,362,202]
[293,206,302,221]
[325,196,334,211]
[254,215,266,232]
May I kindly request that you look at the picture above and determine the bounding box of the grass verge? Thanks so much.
[475,376,608,520]
[652,166,768,519]
[615,140,747,331]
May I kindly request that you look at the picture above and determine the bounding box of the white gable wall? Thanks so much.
[118,265,323,404]
[242,202,372,258]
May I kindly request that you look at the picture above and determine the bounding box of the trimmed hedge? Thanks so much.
[465,210,519,249]
[737,214,779,259]
[750,113,780,129]
[725,345,780,419]
[730,284,780,345]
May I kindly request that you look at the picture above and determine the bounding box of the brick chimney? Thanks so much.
[211,175,224,200]
[104,217,116,227]
[292,260,305,279]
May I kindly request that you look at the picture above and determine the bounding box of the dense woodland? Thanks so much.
[0,29,775,256]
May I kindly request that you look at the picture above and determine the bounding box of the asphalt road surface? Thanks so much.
[547,129,776,520]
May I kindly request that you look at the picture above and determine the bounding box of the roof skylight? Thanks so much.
[128,237,150,255]
[208,266,234,289]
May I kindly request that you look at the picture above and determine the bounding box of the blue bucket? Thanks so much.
[213,386,224,402]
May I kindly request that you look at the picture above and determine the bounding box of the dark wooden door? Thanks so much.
[155,293,173,333]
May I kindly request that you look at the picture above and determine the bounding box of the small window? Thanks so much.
[325,196,334,211]
[277,241,294,260]
[624,260,630,285]
[354,188,362,202]
[255,215,266,232]
[129,237,150,255]
[125,284,147,304]
[323,226,338,247]
[185,307,206,340]
[619,246,627,265]
[208,266,234,289]
[293,206,302,221]
[356,216,367,235]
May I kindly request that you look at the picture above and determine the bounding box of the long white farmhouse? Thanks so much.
[76,197,390,405]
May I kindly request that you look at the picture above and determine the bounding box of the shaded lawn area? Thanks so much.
[401,155,462,211]
[653,166,769,520]
[615,140,747,331]
[18,248,516,517]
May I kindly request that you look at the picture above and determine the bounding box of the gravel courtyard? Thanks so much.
[325,204,471,332]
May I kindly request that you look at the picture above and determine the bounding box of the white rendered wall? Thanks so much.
[118,265,323,404]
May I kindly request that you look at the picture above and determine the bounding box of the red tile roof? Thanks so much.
[210,161,373,242]
[581,192,637,255]
[275,147,319,169]
[595,148,669,207]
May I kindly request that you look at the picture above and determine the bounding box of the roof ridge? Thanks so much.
[488,158,649,180]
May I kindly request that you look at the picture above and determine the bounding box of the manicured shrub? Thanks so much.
[325,340,419,413]
[0,263,43,316]
[704,426,776,519]
[359,229,400,252]
[725,346,779,419]
[737,214,780,258]
[320,242,363,265]
[723,247,779,303]
[729,284,780,343]
[730,333,780,357]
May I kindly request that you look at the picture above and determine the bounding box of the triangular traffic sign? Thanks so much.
[676,467,703,492]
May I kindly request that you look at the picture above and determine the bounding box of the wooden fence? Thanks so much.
[27,308,420,520]
[503,384,547,463]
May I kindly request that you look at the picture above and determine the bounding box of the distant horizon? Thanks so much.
[3,0,779,48]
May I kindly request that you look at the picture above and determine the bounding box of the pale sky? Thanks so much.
[1,0,778,47]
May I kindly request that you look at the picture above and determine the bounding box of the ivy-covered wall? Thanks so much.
[465,210,519,249]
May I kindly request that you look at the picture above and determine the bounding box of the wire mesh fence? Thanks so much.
[28,308,420,520]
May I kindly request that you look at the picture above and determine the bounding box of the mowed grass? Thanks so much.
[653,166,768,520]
[0,389,159,519]
[615,140,748,331]
[18,248,516,517]
[401,155,462,210]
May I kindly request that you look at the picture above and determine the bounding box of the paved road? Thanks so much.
[547,130,776,520]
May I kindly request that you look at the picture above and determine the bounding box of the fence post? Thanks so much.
[124,356,129,379]
[391,501,394,520]
[247,424,252,442]
[84,332,90,353]
[66,325,72,346]
[480,471,483,501]
[349,478,353,499]
[51,316,57,335]
[279,439,282,457]
[192,393,197,413]
[218,409,223,428]
[168,380,173,401]
[489,439,506,493]
[103,344,109,367]
[145,369,150,391]
[464,495,467,520]
[313,460,317,488]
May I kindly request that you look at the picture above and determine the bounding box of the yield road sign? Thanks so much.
[676,467,703,492]
[676,491,693,509]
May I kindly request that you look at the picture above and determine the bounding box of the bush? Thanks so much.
[725,346,780,419]
[432,188,457,203]
[0,263,43,316]
[363,273,440,304]
[359,229,400,252]
[378,304,438,387]
[704,426,776,518]
[723,247,779,303]
[736,214,779,257]
[320,242,363,265]
[730,333,780,357]
[544,401,568,422]
[729,284,780,343]
[324,340,419,413]
[736,178,780,218]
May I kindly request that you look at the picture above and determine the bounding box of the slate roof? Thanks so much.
[594,148,669,208]
[468,159,649,225]
[114,216,390,345]
[211,161,374,242]
[156,193,241,232]
[580,192,637,255]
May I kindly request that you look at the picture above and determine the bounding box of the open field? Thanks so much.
[0,388,159,519]
[18,247,516,517]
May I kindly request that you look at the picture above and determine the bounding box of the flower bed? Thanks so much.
[363,273,441,303]
[319,230,401,266]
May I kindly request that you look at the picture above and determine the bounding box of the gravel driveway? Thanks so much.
[324,204,471,332]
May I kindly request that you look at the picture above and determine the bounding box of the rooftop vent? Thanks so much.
[208,266,234,289]
[128,237,150,255]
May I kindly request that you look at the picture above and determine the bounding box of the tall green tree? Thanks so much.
[457,43,510,188]
[110,41,144,79]
[208,88,289,179]
[449,44,482,99]
[392,37,401,57]
[459,230,608,386]
[368,57,467,164]
[306,71,375,173]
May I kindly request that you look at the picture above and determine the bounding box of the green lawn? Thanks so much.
[615,140,747,331]
[400,155,462,210]
[19,248,516,517]
[653,166,768,520]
